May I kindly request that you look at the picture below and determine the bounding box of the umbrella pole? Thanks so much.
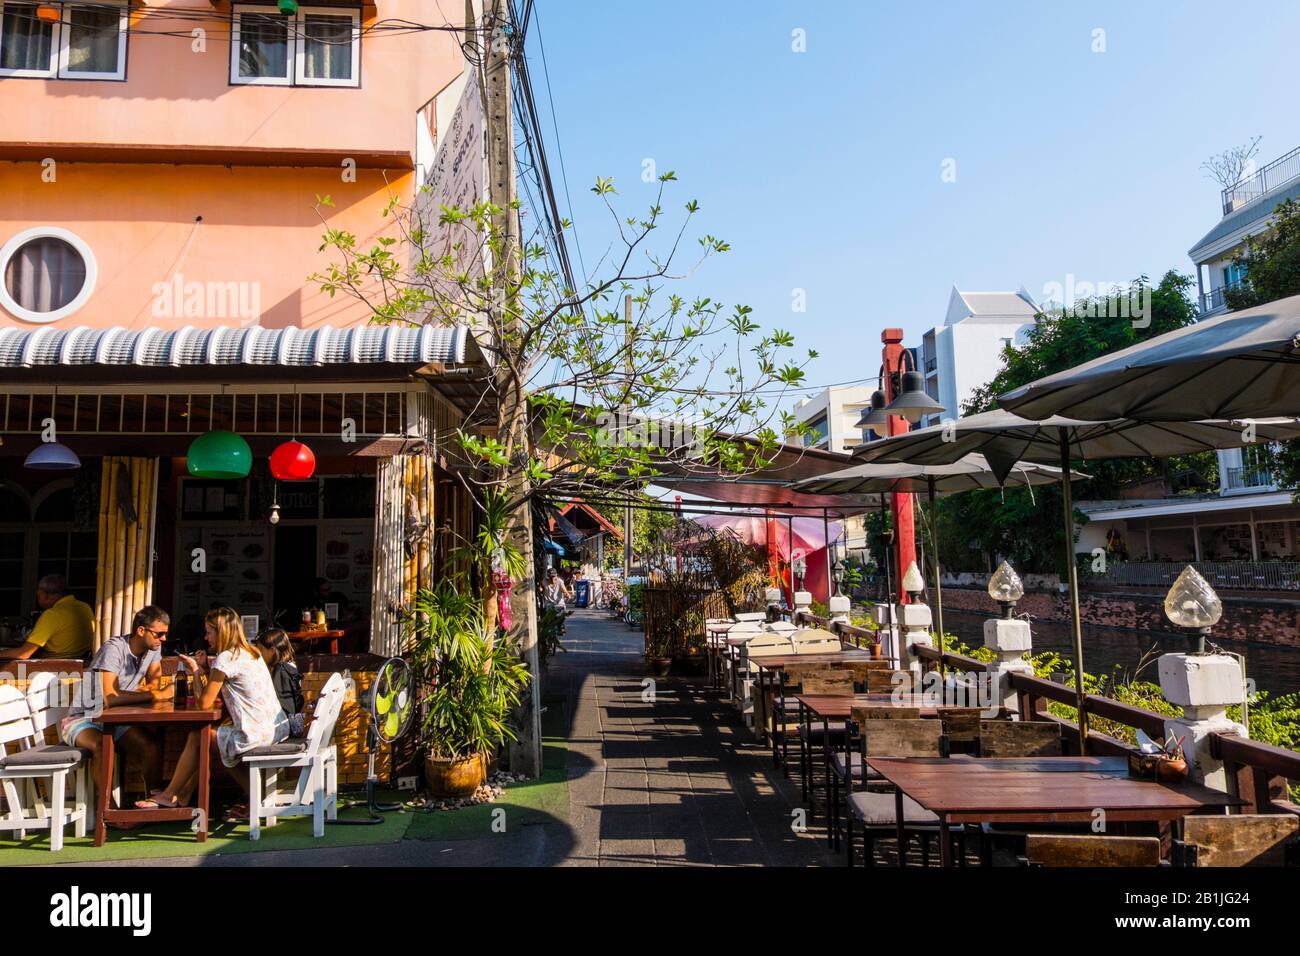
[823,508,833,597]
[1058,428,1089,755]
[928,477,945,678]
[880,496,894,664]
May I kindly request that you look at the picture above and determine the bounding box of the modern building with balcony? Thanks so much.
[917,287,1038,428]
[0,1,490,657]
[1189,145,1300,317]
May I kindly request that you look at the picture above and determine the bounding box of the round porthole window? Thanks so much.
[0,227,97,324]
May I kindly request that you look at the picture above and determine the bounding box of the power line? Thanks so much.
[529,4,586,284]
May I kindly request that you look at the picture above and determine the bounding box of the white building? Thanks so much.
[791,384,874,551]
[919,287,1039,428]
[1189,145,1300,317]
[792,384,875,454]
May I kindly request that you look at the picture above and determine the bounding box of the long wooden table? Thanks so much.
[750,650,878,767]
[95,702,223,846]
[796,693,941,836]
[866,755,1245,866]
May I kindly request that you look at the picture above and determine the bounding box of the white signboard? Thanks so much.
[418,67,487,285]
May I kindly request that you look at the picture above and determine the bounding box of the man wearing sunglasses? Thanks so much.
[59,606,171,804]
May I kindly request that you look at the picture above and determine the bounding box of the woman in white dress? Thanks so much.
[136,607,289,812]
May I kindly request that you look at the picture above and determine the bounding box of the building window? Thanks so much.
[0,2,57,76]
[805,414,829,447]
[0,227,97,324]
[1223,262,1248,289]
[296,8,358,86]
[0,2,127,80]
[232,4,359,88]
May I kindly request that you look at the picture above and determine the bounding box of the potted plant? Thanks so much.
[410,581,531,797]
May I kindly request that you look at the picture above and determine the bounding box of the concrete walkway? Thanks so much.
[551,608,838,866]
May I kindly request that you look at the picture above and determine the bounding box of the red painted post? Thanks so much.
[881,328,916,605]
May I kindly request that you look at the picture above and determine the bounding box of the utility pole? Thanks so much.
[880,328,916,605]
[485,0,542,777]
[623,294,633,584]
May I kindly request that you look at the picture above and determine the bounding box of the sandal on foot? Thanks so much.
[134,794,182,809]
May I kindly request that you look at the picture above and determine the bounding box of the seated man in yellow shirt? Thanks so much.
[0,574,94,660]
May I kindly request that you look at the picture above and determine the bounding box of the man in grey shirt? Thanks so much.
[60,606,170,801]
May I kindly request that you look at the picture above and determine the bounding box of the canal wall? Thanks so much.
[938,587,1300,650]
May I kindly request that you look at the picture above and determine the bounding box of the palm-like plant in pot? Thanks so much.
[410,581,531,797]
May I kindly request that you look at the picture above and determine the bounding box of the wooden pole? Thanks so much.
[1059,428,1089,755]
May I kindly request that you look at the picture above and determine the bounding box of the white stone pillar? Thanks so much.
[898,602,934,675]
[1157,653,1247,791]
[872,603,901,665]
[828,594,851,625]
[793,590,813,615]
[983,617,1034,715]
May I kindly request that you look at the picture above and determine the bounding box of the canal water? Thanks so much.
[944,611,1300,698]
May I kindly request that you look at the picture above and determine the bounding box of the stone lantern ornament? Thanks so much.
[987,560,1024,619]
[1156,564,1247,788]
[901,559,925,600]
[1163,565,1222,654]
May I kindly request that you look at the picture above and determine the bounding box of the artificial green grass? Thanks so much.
[1,701,570,862]
[403,735,569,842]
[0,799,414,866]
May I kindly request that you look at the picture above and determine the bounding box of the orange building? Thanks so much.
[0,1,489,657]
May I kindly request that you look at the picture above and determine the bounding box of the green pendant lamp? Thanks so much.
[278,0,298,13]
[187,430,252,479]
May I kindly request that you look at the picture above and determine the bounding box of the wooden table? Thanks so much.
[95,702,223,847]
[796,693,941,828]
[866,756,1244,867]
[750,650,877,764]
[286,629,344,655]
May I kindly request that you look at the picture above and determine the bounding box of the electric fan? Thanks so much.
[335,657,415,825]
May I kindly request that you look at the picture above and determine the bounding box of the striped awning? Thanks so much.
[0,323,477,370]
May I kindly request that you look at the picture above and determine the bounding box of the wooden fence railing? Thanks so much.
[908,644,1300,815]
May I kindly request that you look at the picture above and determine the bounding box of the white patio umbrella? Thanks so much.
[792,454,1085,675]
[851,410,1300,752]
[998,292,1300,421]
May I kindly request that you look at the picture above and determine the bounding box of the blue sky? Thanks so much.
[524,0,1300,400]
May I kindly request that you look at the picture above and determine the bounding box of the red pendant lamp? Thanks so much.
[270,439,316,481]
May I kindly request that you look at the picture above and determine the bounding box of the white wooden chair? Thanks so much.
[737,632,795,724]
[792,628,844,655]
[0,682,89,851]
[242,671,347,840]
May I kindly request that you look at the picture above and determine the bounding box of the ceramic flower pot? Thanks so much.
[424,752,487,797]
[1156,757,1189,784]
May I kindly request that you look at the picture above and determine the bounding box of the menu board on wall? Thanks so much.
[203,525,271,621]
[320,521,373,612]
[174,524,271,625]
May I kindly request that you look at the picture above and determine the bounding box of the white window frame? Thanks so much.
[231,4,360,89]
[0,226,98,325]
[231,3,293,86]
[0,1,60,78]
[55,0,128,81]
[293,5,360,88]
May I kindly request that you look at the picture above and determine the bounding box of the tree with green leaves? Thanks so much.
[941,271,1202,573]
[1225,198,1300,312]
[311,173,814,772]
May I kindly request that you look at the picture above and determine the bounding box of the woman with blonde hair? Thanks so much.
[136,607,289,812]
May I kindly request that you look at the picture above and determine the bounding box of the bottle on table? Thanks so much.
[174,661,190,709]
